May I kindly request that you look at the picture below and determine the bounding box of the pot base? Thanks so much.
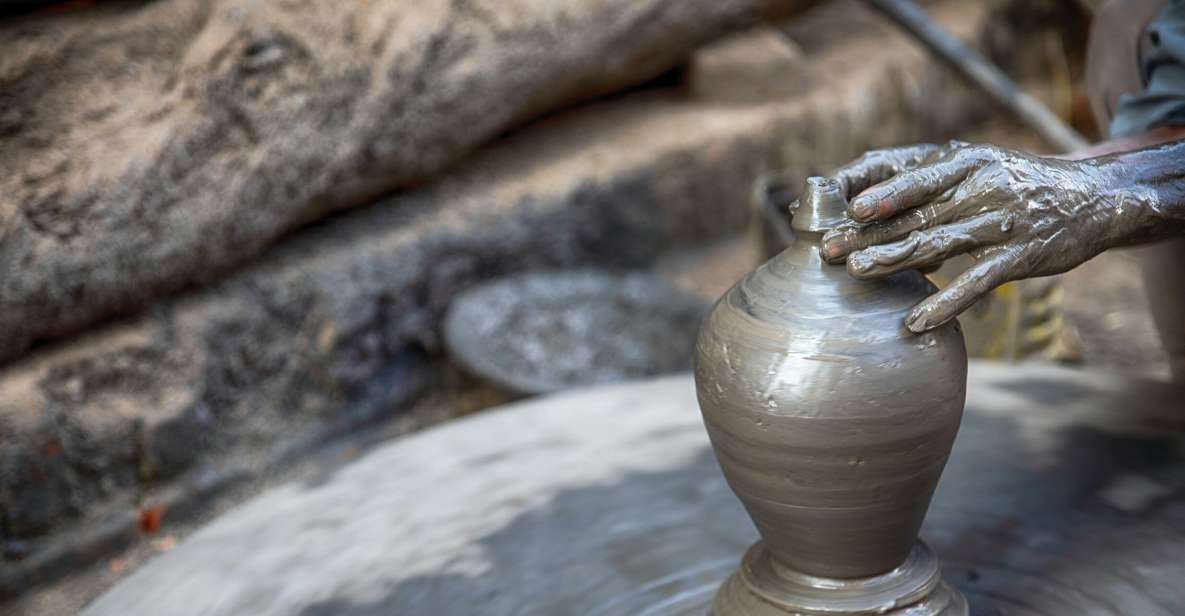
[711,541,967,616]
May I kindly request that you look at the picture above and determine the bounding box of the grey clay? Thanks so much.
[694,177,969,615]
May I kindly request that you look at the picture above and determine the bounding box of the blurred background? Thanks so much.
[0,0,1173,613]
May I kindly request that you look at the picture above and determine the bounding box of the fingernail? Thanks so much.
[821,236,847,261]
[905,308,927,333]
[850,198,876,221]
[847,252,872,275]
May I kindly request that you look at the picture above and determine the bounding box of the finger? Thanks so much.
[904,245,1025,333]
[820,198,957,264]
[845,210,1013,277]
[832,144,945,199]
[832,159,892,200]
[848,157,980,223]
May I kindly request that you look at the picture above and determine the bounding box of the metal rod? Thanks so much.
[864,0,1089,153]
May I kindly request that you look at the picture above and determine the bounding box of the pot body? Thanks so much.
[694,234,967,579]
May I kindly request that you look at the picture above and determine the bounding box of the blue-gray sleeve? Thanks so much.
[1111,0,1185,137]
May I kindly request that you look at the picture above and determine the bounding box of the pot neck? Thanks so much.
[790,176,847,243]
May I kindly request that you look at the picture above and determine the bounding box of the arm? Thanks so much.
[819,138,1185,333]
[1060,125,1185,160]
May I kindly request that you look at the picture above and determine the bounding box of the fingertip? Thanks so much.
[849,188,898,221]
[846,251,876,277]
[905,303,940,334]
[820,236,848,263]
[848,197,877,222]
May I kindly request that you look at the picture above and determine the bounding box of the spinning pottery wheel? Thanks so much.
[84,362,1185,616]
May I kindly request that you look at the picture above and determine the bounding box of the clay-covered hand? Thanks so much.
[820,143,1168,333]
[831,141,967,199]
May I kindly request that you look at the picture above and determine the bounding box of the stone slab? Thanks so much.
[82,361,1185,616]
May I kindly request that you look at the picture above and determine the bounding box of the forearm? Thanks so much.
[1061,126,1185,161]
[1093,139,1185,247]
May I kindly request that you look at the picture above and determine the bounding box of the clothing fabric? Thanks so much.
[1087,0,1185,137]
[1111,0,1185,136]
[1086,1,1185,382]
[1086,0,1167,134]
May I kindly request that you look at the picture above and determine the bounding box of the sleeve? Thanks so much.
[1110,0,1185,137]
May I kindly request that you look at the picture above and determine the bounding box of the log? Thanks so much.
[0,0,817,364]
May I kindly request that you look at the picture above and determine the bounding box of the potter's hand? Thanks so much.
[820,143,1178,333]
[831,141,967,199]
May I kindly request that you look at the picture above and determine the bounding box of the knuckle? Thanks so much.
[955,144,993,163]
[866,226,892,245]
[940,140,966,157]
[915,230,942,253]
[974,275,1001,295]
[888,214,919,236]
[920,203,947,226]
[860,227,885,250]
[954,147,977,161]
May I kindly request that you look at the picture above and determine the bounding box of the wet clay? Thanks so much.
[821,140,1185,333]
[710,543,966,616]
[694,177,968,614]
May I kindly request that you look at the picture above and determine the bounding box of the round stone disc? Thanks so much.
[442,269,707,395]
[83,362,1185,615]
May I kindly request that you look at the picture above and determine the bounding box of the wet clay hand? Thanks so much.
[831,141,967,199]
[820,142,1185,333]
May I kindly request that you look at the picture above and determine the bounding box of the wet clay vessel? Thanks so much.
[694,177,969,615]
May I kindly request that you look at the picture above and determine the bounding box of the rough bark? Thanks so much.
[0,0,816,364]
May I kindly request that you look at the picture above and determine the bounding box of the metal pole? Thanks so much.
[864,0,1089,153]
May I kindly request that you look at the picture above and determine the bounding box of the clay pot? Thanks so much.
[695,177,968,614]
